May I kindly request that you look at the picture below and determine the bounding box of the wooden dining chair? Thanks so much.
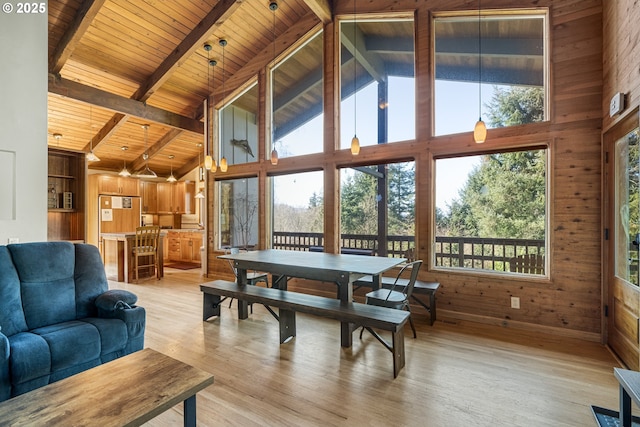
[360,260,423,340]
[133,225,161,282]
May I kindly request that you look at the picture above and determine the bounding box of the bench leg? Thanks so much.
[411,292,437,326]
[391,328,406,378]
[237,299,249,320]
[203,293,221,320]
[279,308,296,343]
[340,322,353,347]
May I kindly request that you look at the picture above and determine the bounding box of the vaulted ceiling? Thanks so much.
[47,0,330,179]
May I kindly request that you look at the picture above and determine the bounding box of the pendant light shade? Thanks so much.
[351,136,360,155]
[473,0,487,144]
[271,148,278,165]
[118,146,131,176]
[204,155,214,170]
[166,155,177,182]
[219,157,228,172]
[136,124,157,178]
[474,119,487,144]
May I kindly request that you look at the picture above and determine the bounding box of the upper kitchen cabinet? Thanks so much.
[141,181,157,214]
[95,175,140,196]
[47,148,86,242]
[157,182,195,214]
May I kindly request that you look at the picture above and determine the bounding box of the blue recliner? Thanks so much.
[0,242,145,401]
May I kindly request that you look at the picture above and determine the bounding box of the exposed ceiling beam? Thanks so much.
[301,0,332,24]
[48,74,204,135]
[132,0,243,102]
[49,0,107,74]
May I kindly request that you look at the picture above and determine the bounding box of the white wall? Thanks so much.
[0,6,47,243]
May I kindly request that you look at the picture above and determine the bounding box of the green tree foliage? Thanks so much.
[487,86,544,127]
[439,86,546,239]
[340,163,415,235]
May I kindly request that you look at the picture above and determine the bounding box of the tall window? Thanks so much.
[339,18,415,150]
[433,12,547,136]
[272,32,324,158]
[434,149,547,275]
[271,171,324,250]
[218,177,259,249]
[219,83,258,166]
[339,161,415,256]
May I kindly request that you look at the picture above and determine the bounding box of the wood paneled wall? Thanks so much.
[206,0,608,340]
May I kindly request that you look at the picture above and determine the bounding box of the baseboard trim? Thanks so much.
[437,309,602,342]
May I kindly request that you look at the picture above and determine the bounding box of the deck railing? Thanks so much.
[272,232,545,274]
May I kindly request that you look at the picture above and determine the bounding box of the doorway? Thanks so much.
[604,108,640,369]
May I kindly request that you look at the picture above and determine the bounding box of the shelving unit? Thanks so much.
[47,148,86,242]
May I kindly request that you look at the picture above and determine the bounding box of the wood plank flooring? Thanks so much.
[112,268,623,426]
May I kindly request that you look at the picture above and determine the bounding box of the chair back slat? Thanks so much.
[134,226,160,255]
[387,260,423,300]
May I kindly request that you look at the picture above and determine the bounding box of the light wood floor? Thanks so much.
[113,268,622,427]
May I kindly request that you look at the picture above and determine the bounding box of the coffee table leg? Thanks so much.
[184,395,196,427]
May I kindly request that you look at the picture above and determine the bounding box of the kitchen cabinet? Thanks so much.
[157,182,195,214]
[141,181,157,213]
[96,175,139,196]
[167,231,203,263]
[47,148,86,242]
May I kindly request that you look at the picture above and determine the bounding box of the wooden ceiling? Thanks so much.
[47,0,327,179]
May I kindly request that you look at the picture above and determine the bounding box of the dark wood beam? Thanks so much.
[49,0,106,74]
[132,0,243,102]
[48,74,204,135]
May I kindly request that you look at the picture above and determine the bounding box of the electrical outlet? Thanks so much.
[7,237,19,244]
[511,296,520,309]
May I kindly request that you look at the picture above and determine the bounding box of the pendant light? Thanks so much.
[118,146,131,176]
[166,155,177,182]
[350,2,360,155]
[219,38,228,172]
[137,124,157,178]
[473,0,487,144]
[203,43,217,171]
[86,106,100,161]
[270,0,279,165]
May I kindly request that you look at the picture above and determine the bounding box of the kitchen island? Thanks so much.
[101,231,166,283]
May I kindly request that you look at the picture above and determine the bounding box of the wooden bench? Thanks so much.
[201,280,410,378]
[353,276,440,326]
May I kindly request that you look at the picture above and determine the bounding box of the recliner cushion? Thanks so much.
[74,244,109,318]
[8,332,51,385]
[30,321,101,373]
[8,242,77,329]
[81,318,128,355]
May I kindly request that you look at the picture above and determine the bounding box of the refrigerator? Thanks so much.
[99,195,142,236]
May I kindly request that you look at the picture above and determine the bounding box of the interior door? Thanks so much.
[605,109,640,369]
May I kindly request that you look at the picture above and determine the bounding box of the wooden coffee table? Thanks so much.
[0,348,214,426]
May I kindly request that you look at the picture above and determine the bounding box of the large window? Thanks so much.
[272,32,324,158]
[339,18,415,150]
[271,171,324,249]
[219,177,259,249]
[434,12,547,136]
[434,149,547,275]
[339,161,415,256]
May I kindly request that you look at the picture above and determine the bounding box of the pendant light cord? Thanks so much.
[353,0,357,135]
[478,0,482,120]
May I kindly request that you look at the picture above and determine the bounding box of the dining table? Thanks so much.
[218,249,406,347]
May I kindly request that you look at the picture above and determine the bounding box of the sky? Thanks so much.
[274,78,492,210]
